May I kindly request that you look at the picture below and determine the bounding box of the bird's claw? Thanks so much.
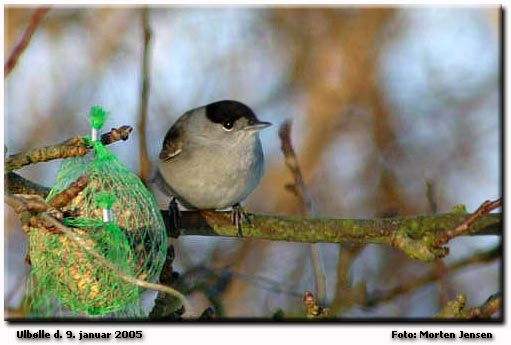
[232,203,250,237]
[168,197,181,231]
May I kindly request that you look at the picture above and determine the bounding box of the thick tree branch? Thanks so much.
[5,125,133,173]
[5,172,50,197]
[163,209,501,262]
[7,172,502,264]
[6,193,58,234]
[46,175,88,208]
[5,137,88,173]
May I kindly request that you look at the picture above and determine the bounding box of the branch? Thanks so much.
[5,172,50,197]
[278,120,314,214]
[149,245,185,319]
[425,179,450,307]
[365,244,501,306]
[137,7,152,184]
[5,193,56,234]
[279,120,326,304]
[163,209,501,262]
[435,198,502,246]
[46,175,88,208]
[5,125,133,173]
[99,125,134,144]
[329,244,364,314]
[5,6,51,77]
[303,291,329,318]
[5,137,88,173]
[465,293,502,319]
[435,293,501,319]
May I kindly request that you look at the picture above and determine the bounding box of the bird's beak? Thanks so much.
[244,121,272,131]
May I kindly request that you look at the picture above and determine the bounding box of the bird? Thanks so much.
[155,100,271,236]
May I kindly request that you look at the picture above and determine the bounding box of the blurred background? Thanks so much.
[4,6,501,318]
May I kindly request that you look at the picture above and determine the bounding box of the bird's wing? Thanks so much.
[159,121,185,161]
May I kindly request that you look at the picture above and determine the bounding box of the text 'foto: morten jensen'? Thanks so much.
[391,330,493,340]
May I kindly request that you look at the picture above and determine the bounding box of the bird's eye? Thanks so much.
[223,121,234,131]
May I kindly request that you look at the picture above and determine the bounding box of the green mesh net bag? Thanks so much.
[27,210,139,316]
[25,106,167,317]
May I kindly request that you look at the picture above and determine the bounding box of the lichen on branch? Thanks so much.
[163,207,501,262]
[5,125,133,173]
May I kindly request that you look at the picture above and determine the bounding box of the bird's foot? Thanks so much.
[168,197,181,231]
[232,203,251,237]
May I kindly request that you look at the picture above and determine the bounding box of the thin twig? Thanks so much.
[179,266,304,298]
[100,125,133,144]
[329,244,364,314]
[308,244,326,304]
[149,245,185,319]
[303,291,329,318]
[365,244,501,307]
[278,120,326,304]
[137,7,152,185]
[278,120,314,214]
[435,292,501,319]
[436,198,502,246]
[434,260,449,306]
[425,178,438,214]
[466,292,502,318]
[5,6,51,77]
[5,193,191,315]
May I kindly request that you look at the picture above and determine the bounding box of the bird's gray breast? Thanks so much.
[158,135,264,210]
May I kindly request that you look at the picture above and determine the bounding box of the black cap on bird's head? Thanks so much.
[159,100,271,161]
[205,100,271,132]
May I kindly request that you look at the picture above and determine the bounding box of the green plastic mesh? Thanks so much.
[26,219,139,316]
[25,107,167,317]
[46,142,168,282]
